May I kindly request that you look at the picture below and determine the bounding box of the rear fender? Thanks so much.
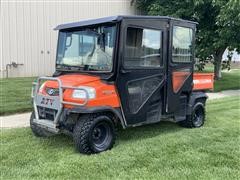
[187,92,208,115]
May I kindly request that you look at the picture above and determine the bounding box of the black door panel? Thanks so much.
[116,19,168,126]
[166,21,196,114]
[127,75,163,114]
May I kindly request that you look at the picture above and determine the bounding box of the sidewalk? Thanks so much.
[1,112,31,129]
[206,89,240,100]
[1,89,239,129]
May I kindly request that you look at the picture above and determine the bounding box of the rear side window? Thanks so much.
[172,26,193,63]
[124,27,162,68]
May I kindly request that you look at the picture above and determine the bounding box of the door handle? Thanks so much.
[120,69,131,74]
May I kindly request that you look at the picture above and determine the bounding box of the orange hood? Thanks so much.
[44,74,100,88]
[41,73,120,108]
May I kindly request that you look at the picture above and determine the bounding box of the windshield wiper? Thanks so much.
[56,64,70,70]
[56,64,84,71]
[56,64,105,72]
[83,65,99,71]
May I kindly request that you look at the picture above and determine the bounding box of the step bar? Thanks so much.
[33,119,60,133]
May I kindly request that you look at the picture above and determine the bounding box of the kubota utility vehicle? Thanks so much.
[31,16,214,154]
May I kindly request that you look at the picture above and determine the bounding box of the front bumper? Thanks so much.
[32,76,90,133]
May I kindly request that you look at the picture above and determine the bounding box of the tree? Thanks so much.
[136,0,240,79]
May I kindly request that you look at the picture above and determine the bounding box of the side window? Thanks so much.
[172,26,193,63]
[124,27,162,68]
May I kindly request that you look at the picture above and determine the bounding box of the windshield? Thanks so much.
[56,24,116,72]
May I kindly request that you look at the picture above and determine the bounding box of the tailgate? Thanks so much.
[193,73,214,91]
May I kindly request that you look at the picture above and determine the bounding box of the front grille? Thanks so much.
[45,87,59,96]
[38,107,57,121]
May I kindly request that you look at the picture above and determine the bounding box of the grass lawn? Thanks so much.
[1,96,240,179]
[0,77,35,115]
[214,69,240,92]
[195,64,240,92]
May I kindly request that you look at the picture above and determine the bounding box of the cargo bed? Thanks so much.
[193,73,214,91]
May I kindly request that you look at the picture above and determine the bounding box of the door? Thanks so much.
[166,21,196,116]
[116,19,168,126]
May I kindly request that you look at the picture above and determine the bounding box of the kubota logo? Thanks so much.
[47,88,55,95]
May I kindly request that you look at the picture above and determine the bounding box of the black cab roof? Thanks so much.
[54,15,197,30]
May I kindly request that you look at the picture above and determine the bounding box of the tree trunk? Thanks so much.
[214,48,226,80]
[214,58,222,80]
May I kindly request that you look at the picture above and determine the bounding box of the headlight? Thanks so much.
[72,86,96,99]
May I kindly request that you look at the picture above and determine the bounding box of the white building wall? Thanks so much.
[0,0,136,78]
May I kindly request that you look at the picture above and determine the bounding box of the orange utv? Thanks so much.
[31,16,214,154]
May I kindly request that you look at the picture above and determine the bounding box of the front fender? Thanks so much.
[64,106,126,128]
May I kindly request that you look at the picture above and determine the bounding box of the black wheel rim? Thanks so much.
[91,121,112,151]
[193,106,204,127]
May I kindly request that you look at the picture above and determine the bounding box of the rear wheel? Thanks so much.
[178,102,205,128]
[73,114,116,154]
[30,112,53,137]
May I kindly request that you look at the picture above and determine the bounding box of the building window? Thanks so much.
[172,26,193,63]
[124,27,162,68]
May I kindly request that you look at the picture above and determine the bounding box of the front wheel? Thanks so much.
[73,114,116,154]
[178,102,205,128]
